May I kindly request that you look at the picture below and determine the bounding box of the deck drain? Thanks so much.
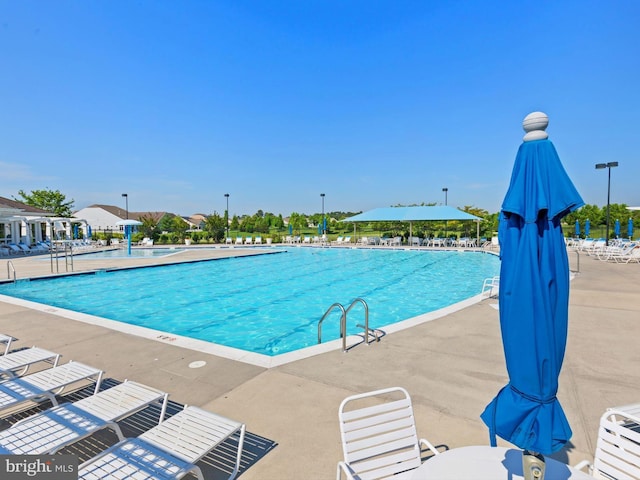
[188,360,206,369]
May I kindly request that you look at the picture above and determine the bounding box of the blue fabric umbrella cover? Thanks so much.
[629,218,634,239]
[585,219,590,237]
[615,219,620,237]
[574,220,580,237]
[481,115,584,456]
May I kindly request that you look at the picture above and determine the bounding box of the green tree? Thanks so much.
[138,214,160,239]
[462,206,491,238]
[204,213,226,242]
[230,215,240,231]
[170,216,189,240]
[14,189,74,216]
[288,212,307,234]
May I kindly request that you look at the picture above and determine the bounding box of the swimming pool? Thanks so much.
[0,248,499,357]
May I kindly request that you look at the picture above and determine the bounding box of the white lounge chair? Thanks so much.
[79,405,246,480]
[303,236,311,244]
[225,237,233,245]
[235,236,243,245]
[612,244,640,264]
[0,334,13,356]
[254,236,262,244]
[332,236,344,245]
[0,361,103,416]
[244,236,253,245]
[0,380,168,455]
[481,276,500,298]
[574,405,640,479]
[0,346,60,379]
[337,387,440,480]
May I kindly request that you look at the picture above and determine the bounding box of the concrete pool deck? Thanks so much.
[0,245,639,479]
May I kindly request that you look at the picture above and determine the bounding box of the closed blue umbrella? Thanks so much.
[574,220,580,237]
[481,113,584,467]
[614,219,620,238]
[628,218,634,239]
[87,225,92,239]
[585,219,590,237]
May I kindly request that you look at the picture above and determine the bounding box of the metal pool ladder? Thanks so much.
[6,261,15,281]
[317,298,380,352]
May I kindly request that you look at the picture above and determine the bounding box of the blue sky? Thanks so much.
[2,1,639,217]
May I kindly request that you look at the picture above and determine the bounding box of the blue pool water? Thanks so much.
[74,248,185,259]
[0,248,499,356]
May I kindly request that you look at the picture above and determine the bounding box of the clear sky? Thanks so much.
[2,1,639,217]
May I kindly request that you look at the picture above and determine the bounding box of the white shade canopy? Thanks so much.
[115,219,143,226]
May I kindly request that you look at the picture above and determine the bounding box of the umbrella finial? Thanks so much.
[522,111,549,142]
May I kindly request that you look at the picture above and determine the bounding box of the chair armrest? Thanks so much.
[336,461,357,480]
[572,459,592,472]
[419,438,440,455]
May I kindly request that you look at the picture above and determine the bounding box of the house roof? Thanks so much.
[78,205,169,223]
[343,206,482,222]
[0,196,53,215]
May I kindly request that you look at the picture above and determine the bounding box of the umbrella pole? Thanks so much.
[523,450,545,480]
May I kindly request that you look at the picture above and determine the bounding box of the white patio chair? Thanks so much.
[0,380,168,455]
[574,406,640,479]
[337,386,439,480]
[79,405,246,480]
[481,276,500,298]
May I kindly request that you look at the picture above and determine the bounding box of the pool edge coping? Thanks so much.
[0,291,491,368]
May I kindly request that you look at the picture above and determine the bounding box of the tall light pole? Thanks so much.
[320,193,326,235]
[595,162,618,246]
[121,193,128,219]
[224,193,230,239]
[442,187,448,241]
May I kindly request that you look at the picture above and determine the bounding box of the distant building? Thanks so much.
[72,204,171,234]
[0,196,73,244]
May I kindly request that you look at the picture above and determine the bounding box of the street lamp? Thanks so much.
[320,193,326,235]
[224,193,230,239]
[121,193,128,219]
[595,162,619,246]
[442,188,448,241]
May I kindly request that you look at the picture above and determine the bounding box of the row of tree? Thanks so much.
[13,189,639,242]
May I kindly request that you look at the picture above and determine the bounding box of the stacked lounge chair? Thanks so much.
[0,361,103,416]
[0,380,168,455]
[78,405,246,480]
[0,346,60,379]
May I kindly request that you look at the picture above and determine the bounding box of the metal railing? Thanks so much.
[318,298,377,352]
[6,261,15,281]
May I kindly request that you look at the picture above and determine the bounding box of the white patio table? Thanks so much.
[410,446,592,480]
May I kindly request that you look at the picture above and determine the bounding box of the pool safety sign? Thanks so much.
[0,455,77,479]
